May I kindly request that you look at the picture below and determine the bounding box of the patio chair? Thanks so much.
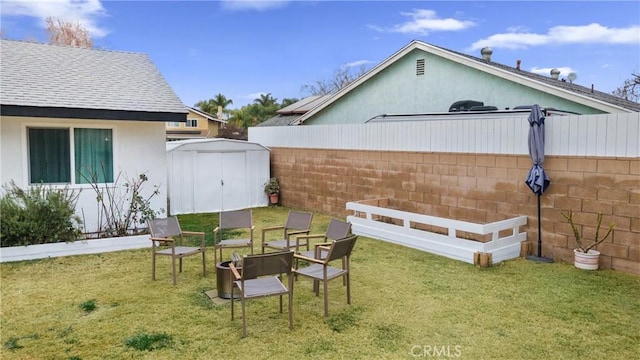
[295,218,351,261]
[213,209,254,265]
[230,250,295,337]
[148,217,206,286]
[261,210,313,253]
[293,234,358,317]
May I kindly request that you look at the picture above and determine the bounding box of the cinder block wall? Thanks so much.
[270,147,639,275]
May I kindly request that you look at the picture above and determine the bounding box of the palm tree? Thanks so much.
[253,93,277,108]
[195,93,233,117]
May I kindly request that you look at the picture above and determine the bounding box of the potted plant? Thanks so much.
[562,209,614,270]
[264,177,280,205]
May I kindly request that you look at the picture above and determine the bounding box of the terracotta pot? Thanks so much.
[574,249,600,270]
[268,193,279,205]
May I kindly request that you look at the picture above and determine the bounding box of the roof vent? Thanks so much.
[550,68,560,80]
[481,47,493,61]
[416,59,425,76]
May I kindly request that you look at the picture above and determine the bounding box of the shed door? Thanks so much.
[193,151,248,212]
[221,152,247,210]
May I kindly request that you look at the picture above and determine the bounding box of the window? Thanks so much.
[28,127,113,184]
[167,122,181,127]
[186,119,198,127]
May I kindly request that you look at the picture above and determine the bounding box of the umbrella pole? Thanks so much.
[526,194,553,263]
[537,194,542,257]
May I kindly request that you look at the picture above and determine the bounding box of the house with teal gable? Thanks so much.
[290,40,638,126]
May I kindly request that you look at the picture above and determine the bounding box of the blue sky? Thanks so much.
[2,1,639,109]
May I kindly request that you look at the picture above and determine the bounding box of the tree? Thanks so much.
[46,17,93,48]
[195,93,233,118]
[280,98,299,108]
[301,64,368,96]
[612,71,640,102]
[253,93,277,107]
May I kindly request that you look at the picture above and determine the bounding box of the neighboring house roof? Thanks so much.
[293,40,639,125]
[258,95,331,126]
[187,106,226,124]
[0,39,187,122]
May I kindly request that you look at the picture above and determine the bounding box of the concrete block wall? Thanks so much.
[269,147,639,275]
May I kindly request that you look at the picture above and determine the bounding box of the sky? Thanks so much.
[1,0,639,109]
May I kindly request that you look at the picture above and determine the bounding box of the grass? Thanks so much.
[1,206,639,359]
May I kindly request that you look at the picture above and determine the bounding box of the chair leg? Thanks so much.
[346,272,351,305]
[241,296,247,338]
[172,256,177,286]
[323,277,329,317]
[179,258,183,273]
[288,277,294,330]
[214,246,218,266]
[202,251,206,276]
[151,254,156,281]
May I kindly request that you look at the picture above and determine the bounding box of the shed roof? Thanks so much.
[166,138,270,153]
[0,40,186,121]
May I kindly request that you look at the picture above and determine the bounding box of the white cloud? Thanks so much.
[369,9,475,35]
[344,60,373,68]
[220,0,289,11]
[1,0,109,38]
[470,23,640,50]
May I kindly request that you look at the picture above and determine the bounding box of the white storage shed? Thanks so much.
[166,139,270,215]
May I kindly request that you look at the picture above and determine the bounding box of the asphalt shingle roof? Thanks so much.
[0,40,186,114]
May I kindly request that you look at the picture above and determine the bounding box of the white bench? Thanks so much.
[346,199,527,266]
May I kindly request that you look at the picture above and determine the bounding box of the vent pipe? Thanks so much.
[516,60,521,70]
[481,47,493,61]
[550,68,560,80]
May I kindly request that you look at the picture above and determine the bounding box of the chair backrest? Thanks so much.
[325,219,352,241]
[148,217,182,238]
[219,209,252,230]
[285,211,313,231]
[326,235,358,262]
[242,251,294,279]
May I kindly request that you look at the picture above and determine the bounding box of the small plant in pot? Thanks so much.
[264,177,280,205]
[561,209,614,270]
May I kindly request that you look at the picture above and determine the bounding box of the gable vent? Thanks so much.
[416,59,425,76]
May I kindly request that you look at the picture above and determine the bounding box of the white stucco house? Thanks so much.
[0,39,187,234]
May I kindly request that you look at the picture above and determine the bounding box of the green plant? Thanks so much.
[83,168,163,238]
[79,299,97,313]
[562,209,615,253]
[124,332,172,351]
[263,177,280,195]
[0,181,82,247]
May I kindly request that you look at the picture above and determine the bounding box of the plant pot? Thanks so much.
[574,249,600,270]
[268,193,279,205]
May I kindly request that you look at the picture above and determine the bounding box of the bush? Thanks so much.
[0,181,82,247]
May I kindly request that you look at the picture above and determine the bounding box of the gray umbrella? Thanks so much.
[524,104,551,259]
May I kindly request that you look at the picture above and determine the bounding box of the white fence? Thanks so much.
[249,112,639,157]
[346,199,528,265]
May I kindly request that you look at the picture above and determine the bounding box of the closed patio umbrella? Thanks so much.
[524,104,552,261]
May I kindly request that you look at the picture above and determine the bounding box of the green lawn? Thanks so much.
[1,206,639,359]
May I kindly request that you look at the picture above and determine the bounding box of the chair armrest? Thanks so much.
[262,226,285,242]
[213,226,220,233]
[314,242,332,248]
[150,236,174,243]
[229,263,241,280]
[293,253,325,264]
[296,233,326,241]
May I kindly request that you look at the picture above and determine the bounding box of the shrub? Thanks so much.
[0,181,82,247]
[83,170,163,238]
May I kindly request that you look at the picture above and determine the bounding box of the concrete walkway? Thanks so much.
[0,235,151,263]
